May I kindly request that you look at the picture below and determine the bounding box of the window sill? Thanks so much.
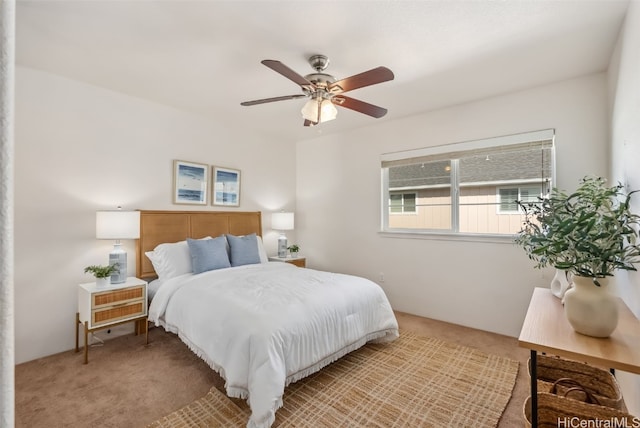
[378,230,517,244]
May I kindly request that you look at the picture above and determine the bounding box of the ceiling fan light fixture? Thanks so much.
[242,55,394,126]
[301,98,337,124]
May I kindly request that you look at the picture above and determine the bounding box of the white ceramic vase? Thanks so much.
[550,269,571,299]
[95,277,111,288]
[563,276,618,338]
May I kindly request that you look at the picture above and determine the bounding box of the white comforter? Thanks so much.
[149,262,398,428]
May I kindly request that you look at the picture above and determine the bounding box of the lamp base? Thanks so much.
[109,244,127,284]
[277,234,288,258]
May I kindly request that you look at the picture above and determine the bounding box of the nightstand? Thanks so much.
[269,256,306,268]
[75,277,148,364]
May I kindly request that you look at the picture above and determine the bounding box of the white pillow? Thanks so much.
[145,236,212,280]
[256,235,268,263]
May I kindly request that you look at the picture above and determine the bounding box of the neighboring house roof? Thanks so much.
[389,144,553,190]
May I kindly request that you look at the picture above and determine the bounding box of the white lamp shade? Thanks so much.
[271,212,294,231]
[96,211,140,239]
[301,98,337,123]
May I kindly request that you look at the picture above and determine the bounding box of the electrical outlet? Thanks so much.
[379,272,385,283]
[104,324,134,338]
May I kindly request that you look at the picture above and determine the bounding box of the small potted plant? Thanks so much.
[516,176,640,337]
[84,263,119,288]
[287,244,300,258]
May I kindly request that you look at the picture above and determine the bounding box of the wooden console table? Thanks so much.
[518,288,640,427]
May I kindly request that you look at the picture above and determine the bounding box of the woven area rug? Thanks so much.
[148,330,519,427]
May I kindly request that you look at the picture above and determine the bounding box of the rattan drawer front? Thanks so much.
[92,300,145,327]
[288,258,306,268]
[93,285,145,308]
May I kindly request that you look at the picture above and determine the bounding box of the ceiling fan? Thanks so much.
[240,54,394,127]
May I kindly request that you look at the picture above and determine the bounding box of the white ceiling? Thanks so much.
[16,0,629,142]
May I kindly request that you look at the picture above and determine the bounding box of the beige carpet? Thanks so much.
[148,330,519,428]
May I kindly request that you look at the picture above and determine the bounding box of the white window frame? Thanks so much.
[380,129,555,241]
[497,187,520,214]
[497,185,543,214]
[389,192,417,214]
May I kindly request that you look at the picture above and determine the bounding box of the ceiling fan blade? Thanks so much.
[328,66,394,94]
[333,95,388,118]
[240,94,308,107]
[262,60,316,89]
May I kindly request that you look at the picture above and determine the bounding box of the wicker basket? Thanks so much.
[528,355,624,410]
[523,393,636,428]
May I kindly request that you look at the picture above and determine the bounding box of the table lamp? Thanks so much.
[271,212,294,258]
[96,209,140,284]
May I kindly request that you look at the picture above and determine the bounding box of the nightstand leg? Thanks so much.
[83,321,89,364]
[530,350,538,427]
[144,317,148,345]
[75,312,79,353]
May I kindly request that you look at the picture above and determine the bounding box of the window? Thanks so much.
[390,192,417,214]
[498,186,542,214]
[381,129,555,236]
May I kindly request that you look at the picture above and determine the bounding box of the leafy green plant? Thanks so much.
[84,264,119,279]
[287,244,300,253]
[515,176,640,285]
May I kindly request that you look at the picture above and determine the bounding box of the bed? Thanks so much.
[136,210,399,428]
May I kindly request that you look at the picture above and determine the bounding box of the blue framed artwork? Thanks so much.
[212,166,241,207]
[173,160,208,205]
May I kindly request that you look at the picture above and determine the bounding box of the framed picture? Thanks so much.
[173,160,208,205]
[212,166,241,207]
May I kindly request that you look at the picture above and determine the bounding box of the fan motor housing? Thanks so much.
[305,72,336,87]
[308,54,330,71]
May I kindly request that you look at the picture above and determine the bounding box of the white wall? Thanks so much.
[14,67,296,364]
[608,0,640,415]
[297,73,609,338]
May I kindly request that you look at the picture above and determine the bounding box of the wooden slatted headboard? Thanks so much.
[135,210,263,280]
